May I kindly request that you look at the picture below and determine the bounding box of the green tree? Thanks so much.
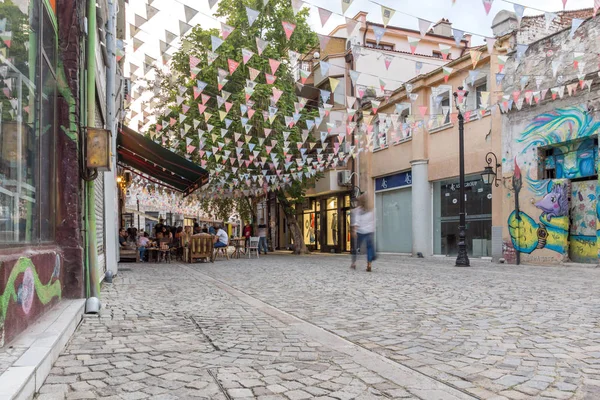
[149,0,322,254]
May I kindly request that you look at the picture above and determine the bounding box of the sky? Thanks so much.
[302,0,593,44]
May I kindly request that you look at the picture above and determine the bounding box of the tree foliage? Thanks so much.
[146,0,322,252]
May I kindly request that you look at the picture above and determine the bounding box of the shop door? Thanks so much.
[569,180,597,263]
[376,188,412,253]
[322,197,340,253]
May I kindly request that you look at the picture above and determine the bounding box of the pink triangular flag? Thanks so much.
[269,59,281,75]
[418,106,428,118]
[482,0,493,15]
[282,21,296,40]
[228,59,239,75]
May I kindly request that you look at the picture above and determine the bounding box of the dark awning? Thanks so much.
[117,126,209,196]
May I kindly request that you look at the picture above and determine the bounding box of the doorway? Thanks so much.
[569,179,597,263]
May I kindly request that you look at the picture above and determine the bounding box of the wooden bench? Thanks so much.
[188,234,214,263]
[119,247,139,262]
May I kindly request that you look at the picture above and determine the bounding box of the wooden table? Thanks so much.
[231,238,247,259]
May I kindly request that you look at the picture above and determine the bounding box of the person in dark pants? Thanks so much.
[257,222,268,254]
[350,197,375,272]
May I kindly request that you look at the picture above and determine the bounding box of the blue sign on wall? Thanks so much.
[375,171,412,192]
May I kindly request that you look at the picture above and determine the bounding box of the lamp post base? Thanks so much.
[455,253,470,267]
[455,225,470,267]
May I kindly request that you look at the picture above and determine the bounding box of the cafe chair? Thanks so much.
[188,234,214,263]
[247,237,260,259]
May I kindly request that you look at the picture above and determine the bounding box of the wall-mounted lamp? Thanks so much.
[86,127,112,171]
[482,152,501,187]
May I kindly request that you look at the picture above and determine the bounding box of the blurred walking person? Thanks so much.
[350,197,375,272]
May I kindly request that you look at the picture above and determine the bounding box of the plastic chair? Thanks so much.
[247,237,260,259]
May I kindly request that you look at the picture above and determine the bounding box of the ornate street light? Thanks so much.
[453,87,470,267]
[482,152,501,187]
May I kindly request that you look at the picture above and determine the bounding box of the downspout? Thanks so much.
[85,0,101,305]
[105,0,118,276]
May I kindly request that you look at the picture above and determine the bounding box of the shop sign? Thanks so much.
[375,171,412,191]
[443,179,480,191]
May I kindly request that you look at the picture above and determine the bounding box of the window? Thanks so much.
[465,74,489,114]
[373,116,390,150]
[0,1,57,244]
[433,175,492,257]
[366,41,394,51]
[432,50,443,59]
[393,103,412,143]
[429,85,452,130]
[541,138,598,180]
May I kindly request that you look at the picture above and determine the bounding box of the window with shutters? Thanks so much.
[395,103,413,144]
[373,116,390,151]
[429,85,453,131]
[464,73,490,119]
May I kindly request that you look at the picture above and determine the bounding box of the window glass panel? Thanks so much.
[0,0,39,243]
[40,57,55,241]
[42,6,56,69]
[326,210,338,246]
[326,197,337,210]
[436,175,492,256]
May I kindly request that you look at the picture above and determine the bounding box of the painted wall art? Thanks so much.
[0,255,62,347]
[504,105,600,264]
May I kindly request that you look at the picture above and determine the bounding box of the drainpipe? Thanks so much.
[104,0,118,277]
[85,0,101,310]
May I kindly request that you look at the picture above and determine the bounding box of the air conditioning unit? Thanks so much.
[337,170,352,187]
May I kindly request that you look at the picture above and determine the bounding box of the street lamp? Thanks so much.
[482,152,501,187]
[453,86,470,267]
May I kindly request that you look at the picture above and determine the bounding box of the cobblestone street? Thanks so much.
[37,254,600,400]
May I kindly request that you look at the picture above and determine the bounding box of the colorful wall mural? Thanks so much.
[504,105,600,265]
[0,254,62,347]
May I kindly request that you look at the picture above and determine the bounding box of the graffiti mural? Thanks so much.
[0,256,62,347]
[505,105,600,264]
[508,179,570,257]
[570,181,598,263]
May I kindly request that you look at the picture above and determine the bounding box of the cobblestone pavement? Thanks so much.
[36,254,600,400]
[198,254,600,400]
[36,258,475,400]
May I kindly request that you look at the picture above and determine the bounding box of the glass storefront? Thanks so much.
[301,199,320,250]
[325,197,338,247]
[0,0,57,244]
[299,194,351,253]
[433,175,492,257]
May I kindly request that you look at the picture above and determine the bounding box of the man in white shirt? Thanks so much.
[350,197,376,272]
[214,225,229,248]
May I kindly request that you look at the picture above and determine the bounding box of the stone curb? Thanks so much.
[0,299,85,400]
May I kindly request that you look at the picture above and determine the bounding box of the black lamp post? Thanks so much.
[453,87,470,267]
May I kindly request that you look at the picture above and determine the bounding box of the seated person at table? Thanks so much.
[119,228,127,247]
[208,224,216,235]
[138,232,150,261]
[213,225,229,249]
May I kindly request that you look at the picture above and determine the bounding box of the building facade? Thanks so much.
[360,45,503,259]
[0,0,125,346]
[277,12,470,253]
[499,9,599,265]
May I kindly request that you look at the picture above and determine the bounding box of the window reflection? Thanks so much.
[0,1,56,244]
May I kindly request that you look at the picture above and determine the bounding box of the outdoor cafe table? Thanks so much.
[231,238,246,259]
